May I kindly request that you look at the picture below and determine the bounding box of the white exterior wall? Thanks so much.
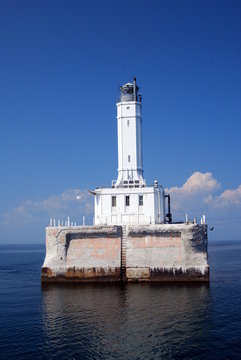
[115,101,144,187]
[94,186,164,226]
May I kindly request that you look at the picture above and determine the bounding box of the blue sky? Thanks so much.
[0,0,241,243]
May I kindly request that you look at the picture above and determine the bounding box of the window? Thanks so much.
[139,195,143,206]
[128,155,130,162]
[127,120,130,126]
[125,196,130,207]
[112,196,116,207]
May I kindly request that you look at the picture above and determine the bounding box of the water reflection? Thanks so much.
[41,284,210,359]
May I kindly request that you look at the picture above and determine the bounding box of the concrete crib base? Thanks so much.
[41,224,209,283]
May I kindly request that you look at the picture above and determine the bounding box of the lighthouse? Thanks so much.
[42,78,209,283]
[92,78,172,226]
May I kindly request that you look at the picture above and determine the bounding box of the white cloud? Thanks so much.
[166,172,220,217]
[1,189,93,227]
[166,172,241,239]
[167,171,220,195]
[213,185,241,208]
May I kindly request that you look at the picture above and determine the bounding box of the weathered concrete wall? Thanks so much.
[126,224,209,282]
[41,223,209,283]
[41,226,121,282]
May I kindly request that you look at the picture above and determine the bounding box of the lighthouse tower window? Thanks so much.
[127,120,130,126]
[139,195,143,206]
[125,196,130,207]
[112,196,116,207]
[128,155,131,162]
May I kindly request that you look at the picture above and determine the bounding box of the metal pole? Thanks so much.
[133,77,136,101]
[163,188,166,223]
[157,187,161,223]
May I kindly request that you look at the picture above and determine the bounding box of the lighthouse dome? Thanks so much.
[120,79,139,102]
[122,82,133,87]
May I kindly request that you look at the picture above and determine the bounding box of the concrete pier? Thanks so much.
[41,223,209,283]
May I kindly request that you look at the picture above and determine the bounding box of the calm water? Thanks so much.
[0,243,241,359]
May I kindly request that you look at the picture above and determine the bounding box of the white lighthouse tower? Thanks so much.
[115,79,145,188]
[91,78,171,226]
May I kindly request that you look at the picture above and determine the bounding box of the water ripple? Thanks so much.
[0,243,241,359]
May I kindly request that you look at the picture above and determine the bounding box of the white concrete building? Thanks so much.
[91,78,172,226]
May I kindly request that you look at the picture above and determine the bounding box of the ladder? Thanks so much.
[121,226,127,283]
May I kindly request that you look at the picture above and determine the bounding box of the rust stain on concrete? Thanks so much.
[128,236,182,249]
[41,266,121,282]
[66,237,120,267]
